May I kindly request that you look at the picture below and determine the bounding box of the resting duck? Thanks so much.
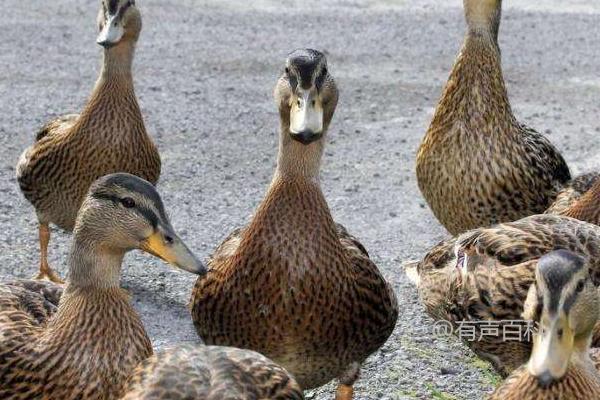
[0,174,204,399]
[16,0,161,283]
[416,0,573,235]
[406,183,600,376]
[122,345,304,399]
[490,250,600,399]
[190,49,398,399]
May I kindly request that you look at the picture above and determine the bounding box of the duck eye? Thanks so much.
[285,67,289,74]
[576,280,585,293]
[322,67,327,75]
[120,197,136,208]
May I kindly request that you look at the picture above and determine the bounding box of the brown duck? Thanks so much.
[407,180,600,376]
[414,0,596,235]
[490,250,600,399]
[190,49,398,400]
[122,345,304,400]
[16,0,161,283]
[0,174,204,399]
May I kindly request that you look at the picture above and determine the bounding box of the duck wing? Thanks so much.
[35,114,79,142]
[0,280,63,377]
[207,227,244,267]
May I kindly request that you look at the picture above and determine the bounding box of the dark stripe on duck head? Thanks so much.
[562,280,585,314]
[117,0,134,19]
[538,250,585,314]
[315,66,328,91]
[91,173,166,219]
[135,205,159,229]
[108,0,119,15]
[287,49,326,90]
[286,73,298,92]
[91,192,159,229]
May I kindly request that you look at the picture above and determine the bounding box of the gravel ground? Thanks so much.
[1,1,599,399]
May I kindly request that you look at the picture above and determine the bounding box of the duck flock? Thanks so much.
[1,0,599,399]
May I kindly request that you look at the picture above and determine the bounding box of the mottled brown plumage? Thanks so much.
[0,174,204,399]
[190,49,398,398]
[16,0,160,282]
[490,251,600,399]
[551,175,600,225]
[122,345,304,400]
[416,0,571,235]
[409,214,600,376]
[491,365,600,399]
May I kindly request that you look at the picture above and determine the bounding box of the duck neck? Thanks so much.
[429,21,513,135]
[570,335,599,377]
[45,230,141,347]
[73,41,142,134]
[67,229,124,290]
[239,174,342,274]
[238,125,342,264]
[99,41,135,84]
[267,122,329,227]
[465,23,500,54]
[461,0,504,90]
[464,0,502,44]
[275,124,325,182]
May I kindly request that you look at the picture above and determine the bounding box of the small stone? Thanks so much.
[440,367,460,375]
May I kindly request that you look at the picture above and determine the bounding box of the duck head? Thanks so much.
[524,250,598,388]
[274,49,338,146]
[72,173,205,282]
[97,0,142,48]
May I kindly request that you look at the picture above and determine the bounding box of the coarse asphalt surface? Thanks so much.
[1,1,599,398]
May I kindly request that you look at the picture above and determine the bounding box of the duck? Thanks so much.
[190,49,398,399]
[0,173,204,400]
[416,0,574,235]
[121,344,304,399]
[16,0,161,283]
[406,181,600,376]
[489,250,600,399]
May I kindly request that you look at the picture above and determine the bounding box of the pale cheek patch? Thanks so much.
[290,95,324,134]
[97,15,124,44]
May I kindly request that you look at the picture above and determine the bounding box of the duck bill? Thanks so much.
[528,314,574,387]
[289,91,324,145]
[140,226,206,276]
[97,15,124,48]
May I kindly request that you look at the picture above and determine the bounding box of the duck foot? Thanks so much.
[34,264,64,284]
[336,362,360,400]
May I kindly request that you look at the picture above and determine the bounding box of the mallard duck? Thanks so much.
[121,345,304,399]
[16,0,161,283]
[416,0,573,235]
[0,173,204,399]
[407,189,600,376]
[190,49,398,399]
[490,250,600,399]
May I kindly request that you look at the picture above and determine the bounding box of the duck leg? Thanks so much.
[335,384,354,400]
[335,362,360,400]
[34,222,64,284]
